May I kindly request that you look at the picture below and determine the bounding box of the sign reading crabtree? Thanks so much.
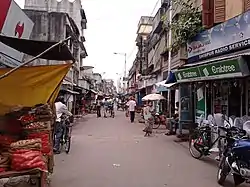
[175,58,243,82]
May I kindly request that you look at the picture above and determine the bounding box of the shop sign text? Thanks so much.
[175,59,243,82]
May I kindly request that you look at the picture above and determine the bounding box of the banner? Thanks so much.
[187,10,250,63]
[0,0,34,67]
[0,64,72,115]
[175,58,247,82]
[196,87,205,121]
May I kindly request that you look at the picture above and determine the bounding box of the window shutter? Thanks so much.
[214,0,226,23]
[202,0,214,28]
[244,0,250,11]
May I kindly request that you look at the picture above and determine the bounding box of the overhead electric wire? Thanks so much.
[127,0,161,60]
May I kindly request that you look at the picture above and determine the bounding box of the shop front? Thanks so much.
[154,80,178,114]
[137,76,157,106]
[175,56,250,122]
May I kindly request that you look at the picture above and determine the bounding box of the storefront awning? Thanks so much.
[0,35,74,61]
[155,80,177,92]
[175,56,250,83]
[155,81,177,88]
[165,71,176,84]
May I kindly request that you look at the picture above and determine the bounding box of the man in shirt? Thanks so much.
[96,99,102,118]
[54,96,72,154]
[103,97,109,118]
[126,97,136,123]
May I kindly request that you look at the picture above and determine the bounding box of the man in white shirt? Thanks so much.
[126,97,136,123]
[54,96,72,154]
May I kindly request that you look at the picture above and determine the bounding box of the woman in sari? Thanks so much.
[143,101,154,136]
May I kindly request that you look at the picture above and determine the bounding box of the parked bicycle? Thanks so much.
[152,112,167,129]
[60,114,74,154]
[189,115,230,160]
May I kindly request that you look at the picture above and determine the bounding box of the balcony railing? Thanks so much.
[152,8,165,34]
[137,16,154,28]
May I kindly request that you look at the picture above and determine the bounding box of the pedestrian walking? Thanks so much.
[143,101,153,136]
[96,99,101,118]
[126,97,136,123]
[103,97,109,118]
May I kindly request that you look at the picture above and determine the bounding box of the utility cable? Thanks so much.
[127,0,161,60]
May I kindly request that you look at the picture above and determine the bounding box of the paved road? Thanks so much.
[51,111,247,187]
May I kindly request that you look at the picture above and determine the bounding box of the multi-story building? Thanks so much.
[23,0,87,106]
[136,16,153,75]
[26,0,87,66]
[202,0,250,29]
[79,66,95,93]
[172,0,250,134]
[103,79,116,95]
[128,59,137,94]
[128,16,153,105]
[23,0,88,113]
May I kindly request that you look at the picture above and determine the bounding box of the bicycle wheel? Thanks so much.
[65,125,72,154]
[189,129,203,159]
[152,122,160,129]
[65,137,71,154]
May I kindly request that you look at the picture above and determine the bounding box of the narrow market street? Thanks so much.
[51,111,245,187]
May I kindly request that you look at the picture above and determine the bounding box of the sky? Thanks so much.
[15,0,160,80]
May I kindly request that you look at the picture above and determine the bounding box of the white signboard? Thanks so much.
[0,0,34,67]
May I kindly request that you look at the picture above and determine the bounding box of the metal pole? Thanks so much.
[167,0,173,117]
[139,36,143,74]
[124,53,127,77]
[123,53,127,94]
[0,36,72,80]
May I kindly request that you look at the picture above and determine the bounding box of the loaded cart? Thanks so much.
[0,35,74,186]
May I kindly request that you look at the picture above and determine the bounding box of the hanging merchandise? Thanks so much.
[196,86,206,122]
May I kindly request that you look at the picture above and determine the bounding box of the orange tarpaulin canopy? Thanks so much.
[0,63,72,115]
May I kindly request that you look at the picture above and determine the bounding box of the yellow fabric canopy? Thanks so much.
[0,63,72,115]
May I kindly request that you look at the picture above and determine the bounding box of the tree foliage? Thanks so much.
[164,0,203,48]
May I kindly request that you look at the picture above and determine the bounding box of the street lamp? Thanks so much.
[113,52,127,77]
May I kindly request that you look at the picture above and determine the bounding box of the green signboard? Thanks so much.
[175,58,243,82]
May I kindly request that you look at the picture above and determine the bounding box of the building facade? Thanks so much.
[173,0,250,132]
[127,16,153,105]
[23,0,87,111]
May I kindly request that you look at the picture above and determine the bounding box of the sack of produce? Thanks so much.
[0,154,10,172]
[32,104,53,116]
[19,114,35,125]
[23,121,50,130]
[11,149,47,171]
[10,139,42,150]
[27,132,51,155]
